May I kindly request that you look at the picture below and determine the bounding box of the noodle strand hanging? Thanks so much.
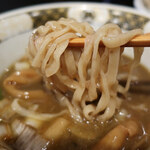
[27,18,143,122]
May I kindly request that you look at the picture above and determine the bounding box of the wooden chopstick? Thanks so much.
[68,33,150,47]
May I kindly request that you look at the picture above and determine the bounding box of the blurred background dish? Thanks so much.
[134,0,150,13]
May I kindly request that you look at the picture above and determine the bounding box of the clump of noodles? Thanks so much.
[27,18,143,122]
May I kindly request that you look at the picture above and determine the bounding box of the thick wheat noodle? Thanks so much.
[56,71,78,89]
[89,24,121,101]
[64,49,77,78]
[45,34,77,76]
[27,36,37,59]
[71,35,94,110]
[124,47,143,92]
[58,19,94,36]
[45,40,69,76]
[78,35,94,84]
[3,69,48,100]
[50,75,69,93]
[100,47,109,73]
[27,18,143,122]
[102,29,142,48]
[53,89,82,121]
[94,70,110,115]
[32,27,70,67]
[11,98,67,121]
[106,48,120,87]
[41,32,76,74]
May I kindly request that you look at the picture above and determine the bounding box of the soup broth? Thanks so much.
[0,56,149,150]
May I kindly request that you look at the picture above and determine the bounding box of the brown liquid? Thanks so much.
[0,57,150,150]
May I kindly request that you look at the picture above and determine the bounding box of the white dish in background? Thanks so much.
[134,0,150,13]
[0,2,150,74]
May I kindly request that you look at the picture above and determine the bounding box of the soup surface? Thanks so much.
[0,56,149,150]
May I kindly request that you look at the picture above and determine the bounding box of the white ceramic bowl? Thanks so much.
[0,2,150,75]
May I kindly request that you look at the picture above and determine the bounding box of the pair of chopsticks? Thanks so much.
[68,33,150,47]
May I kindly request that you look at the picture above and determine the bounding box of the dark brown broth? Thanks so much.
[0,57,150,150]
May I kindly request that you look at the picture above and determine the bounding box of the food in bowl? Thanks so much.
[0,18,150,150]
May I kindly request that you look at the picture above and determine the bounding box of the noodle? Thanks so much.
[11,99,67,121]
[3,69,48,100]
[27,18,143,122]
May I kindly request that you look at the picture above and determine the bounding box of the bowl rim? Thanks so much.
[0,2,150,20]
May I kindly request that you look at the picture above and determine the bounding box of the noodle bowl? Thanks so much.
[27,18,143,122]
[0,17,150,149]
